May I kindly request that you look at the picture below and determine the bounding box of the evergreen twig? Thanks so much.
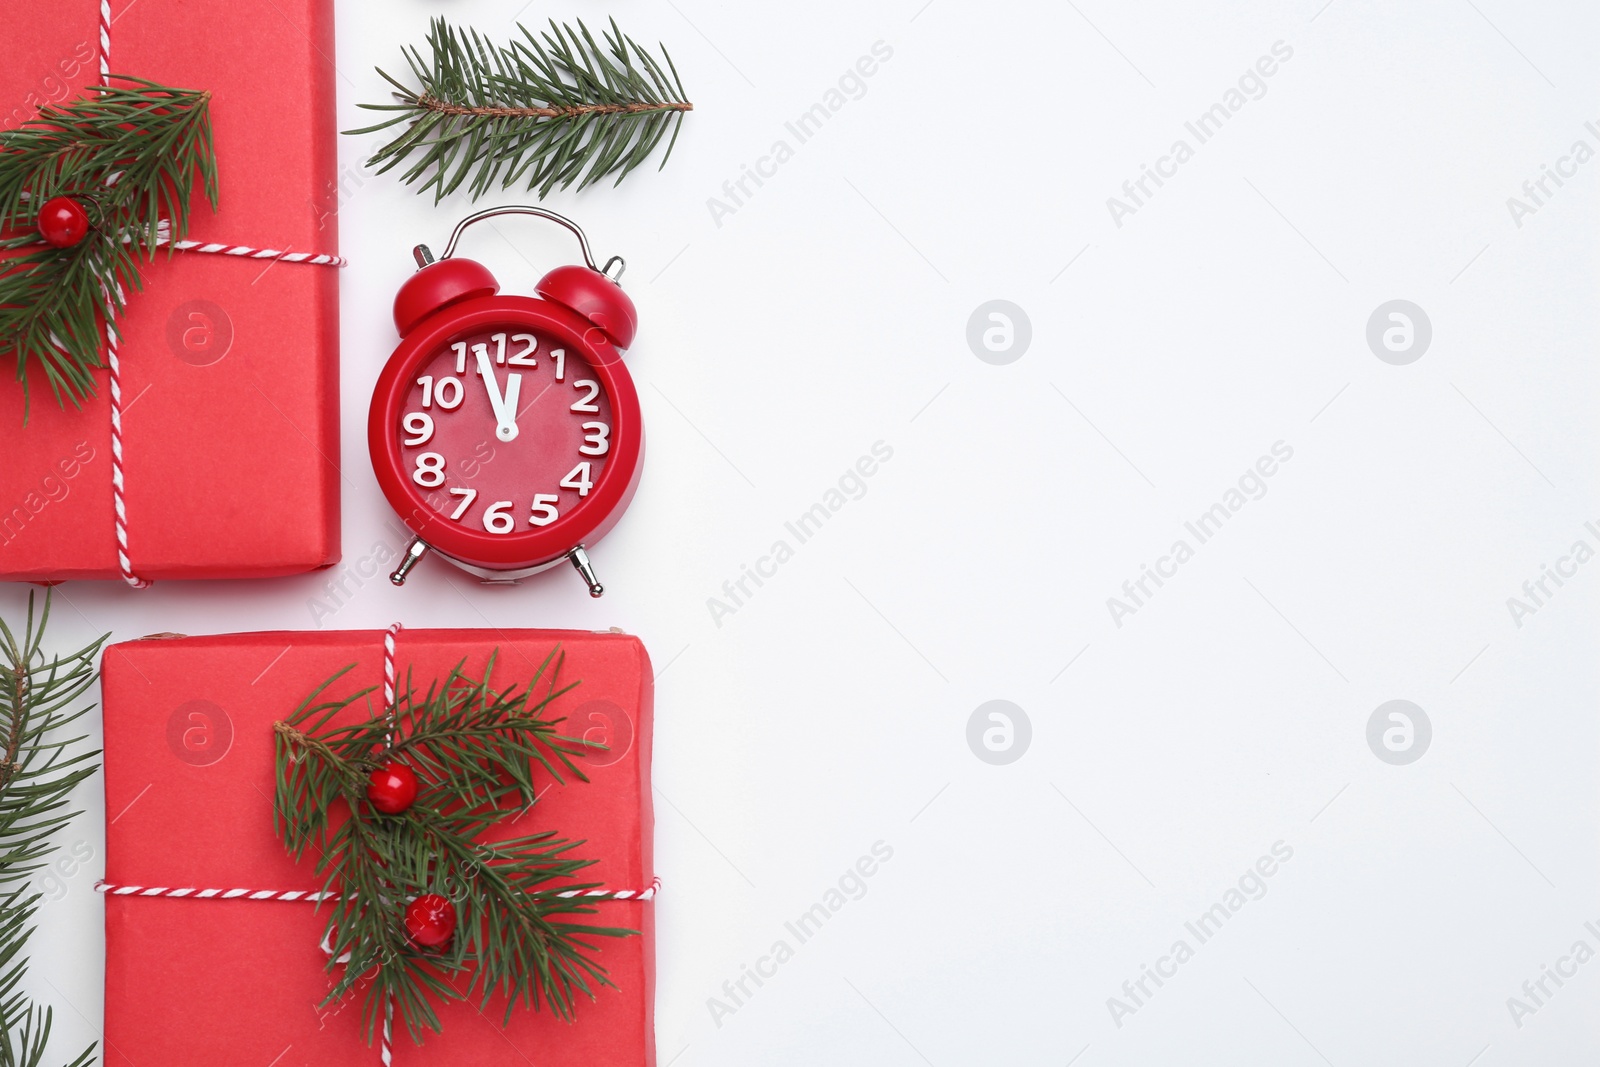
[349,17,692,202]
[0,79,217,412]
[0,593,106,1067]
[273,650,635,1047]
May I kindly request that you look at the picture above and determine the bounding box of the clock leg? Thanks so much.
[390,537,430,586]
[567,546,604,598]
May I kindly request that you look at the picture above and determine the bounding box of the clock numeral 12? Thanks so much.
[509,334,537,366]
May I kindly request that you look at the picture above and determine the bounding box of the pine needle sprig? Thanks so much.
[273,649,636,1047]
[349,17,692,202]
[0,593,107,1067]
[0,79,217,411]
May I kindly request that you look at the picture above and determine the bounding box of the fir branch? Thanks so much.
[0,79,217,412]
[350,17,692,202]
[274,650,634,1047]
[0,593,107,1067]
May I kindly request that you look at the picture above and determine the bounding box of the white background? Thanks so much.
[25,0,1600,1063]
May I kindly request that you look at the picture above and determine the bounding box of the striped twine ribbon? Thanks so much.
[95,879,662,903]
[162,238,346,266]
[383,623,401,713]
[102,283,144,588]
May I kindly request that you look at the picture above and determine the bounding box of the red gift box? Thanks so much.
[0,0,340,581]
[101,628,656,1067]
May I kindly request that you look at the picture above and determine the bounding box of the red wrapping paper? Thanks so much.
[0,0,340,580]
[101,629,656,1067]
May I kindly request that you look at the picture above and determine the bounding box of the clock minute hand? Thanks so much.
[475,346,521,442]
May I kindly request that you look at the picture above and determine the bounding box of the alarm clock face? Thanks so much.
[404,325,614,529]
[370,297,643,573]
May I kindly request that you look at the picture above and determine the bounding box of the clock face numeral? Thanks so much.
[413,452,446,487]
[570,380,601,413]
[416,375,464,410]
[436,377,464,409]
[483,500,516,534]
[400,327,618,538]
[560,462,594,497]
[529,494,560,526]
[448,486,477,519]
[469,337,510,371]
[402,412,434,446]
[509,334,537,366]
[579,421,609,456]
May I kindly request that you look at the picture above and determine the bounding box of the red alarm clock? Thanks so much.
[369,206,643,594]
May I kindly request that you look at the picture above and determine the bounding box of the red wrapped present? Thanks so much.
[100,627,656,1067]
[0,0,340,582]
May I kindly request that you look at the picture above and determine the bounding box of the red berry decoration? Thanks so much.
[404,893,457,948]
[366,761,419,814]
[37,196,90,248]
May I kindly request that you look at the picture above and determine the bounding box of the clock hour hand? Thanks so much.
[474,345,522,442]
